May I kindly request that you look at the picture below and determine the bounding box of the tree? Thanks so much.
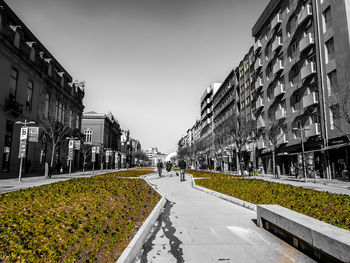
[261,118,286,179]
[80,142,92,174]
[219,113,255,174]
[40,120,71,178]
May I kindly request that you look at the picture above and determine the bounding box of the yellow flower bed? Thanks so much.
[0,172,160,262]
[189,170,239,178]
[196,178,350,230]
[97,168,153,178]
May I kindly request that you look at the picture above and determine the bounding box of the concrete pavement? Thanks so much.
[135,172,315,263]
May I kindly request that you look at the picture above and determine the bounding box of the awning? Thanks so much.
[322,143,349,151]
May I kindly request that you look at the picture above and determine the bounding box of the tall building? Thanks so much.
[251,0,350,178]
[179,0,350,178]
[0,0,85,177]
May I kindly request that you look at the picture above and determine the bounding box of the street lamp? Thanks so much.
[293,124,310,183]
[65,136,78,176]
[15,119,35,181]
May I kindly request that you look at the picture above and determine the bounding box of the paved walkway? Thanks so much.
[251,174,350,196]
[135,172,315,263]
[0,169,123,194]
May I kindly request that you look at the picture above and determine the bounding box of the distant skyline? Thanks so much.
[8,0,270,154]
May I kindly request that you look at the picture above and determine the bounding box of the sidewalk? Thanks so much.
[0,169,123,194]
[135,172,315,263]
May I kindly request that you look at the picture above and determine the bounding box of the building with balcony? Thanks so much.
[0,1,85,177]
[252,0,350,178]
[178,0,350,179]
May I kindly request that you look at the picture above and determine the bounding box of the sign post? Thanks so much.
[68,139,74,176]
[18,127,28,181]
[91,146,96,173]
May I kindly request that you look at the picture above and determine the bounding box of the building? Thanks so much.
[145,147,166,166]
[179,0,350,179]
[251,0,350,178]
[81,111,121,169]
[0,0,85,177]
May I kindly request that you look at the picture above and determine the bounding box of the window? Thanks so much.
[9,68,18,100]
[76,115,80,129]
[55,101,59,121]
[323,7,332,32]
[26,81,33,110]
[84,129,93,143]
[329,106,340,130]
[62,104,66,124]
[291,92,301,112]
[325,38,335,62]
[45,93,50,119]
[327,70,338,95]
[290,40,298,59]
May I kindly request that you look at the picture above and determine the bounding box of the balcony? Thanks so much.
[255,77,263,89]
[297,4,312,26]
[271,13,282,29]
[256,97,264,109]
[5,98,23,116]
[274,82,285,97]
[302,92,319,108]
[275,108,286,120]
[305,123,320,137]
[272,37,283,52]
[299,33,314,53]
[277,133,288,144]
[257,116,266,129]
[254,39,262,51]
[301,62,316,80]
[255,58,263,70]
[257,140,266,149]
[273,60,284,75]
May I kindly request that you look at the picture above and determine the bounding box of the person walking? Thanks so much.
[157,160,163,177]
[179,159,186,181]
[166,161,173,176]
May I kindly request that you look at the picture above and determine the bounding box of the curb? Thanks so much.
[190,175,257,212]
[116,177,167,263]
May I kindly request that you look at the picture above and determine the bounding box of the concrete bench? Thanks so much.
[257,205,350,263]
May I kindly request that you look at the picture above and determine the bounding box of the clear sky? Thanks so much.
[8,0,270,154]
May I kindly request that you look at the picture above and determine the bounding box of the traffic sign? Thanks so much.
[28,127,39,142]
[20,127,28,140]
[18,140,27,158]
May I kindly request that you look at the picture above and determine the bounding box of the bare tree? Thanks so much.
[261,118,286,179]
[80,142,92,174]
[219,113,254,174]
[40,120,71,178]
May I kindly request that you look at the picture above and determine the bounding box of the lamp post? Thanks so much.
[65,136,78,176]
[15,119,35,181]
[293,124,310,183]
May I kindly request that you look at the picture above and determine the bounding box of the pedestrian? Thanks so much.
[179,159,186,181]
[157,160,163,177]
[290,163,297,179]
[248,161,253,176]
[166,161,173,176]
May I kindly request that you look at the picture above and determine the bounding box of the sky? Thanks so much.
[8,0,270,154]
